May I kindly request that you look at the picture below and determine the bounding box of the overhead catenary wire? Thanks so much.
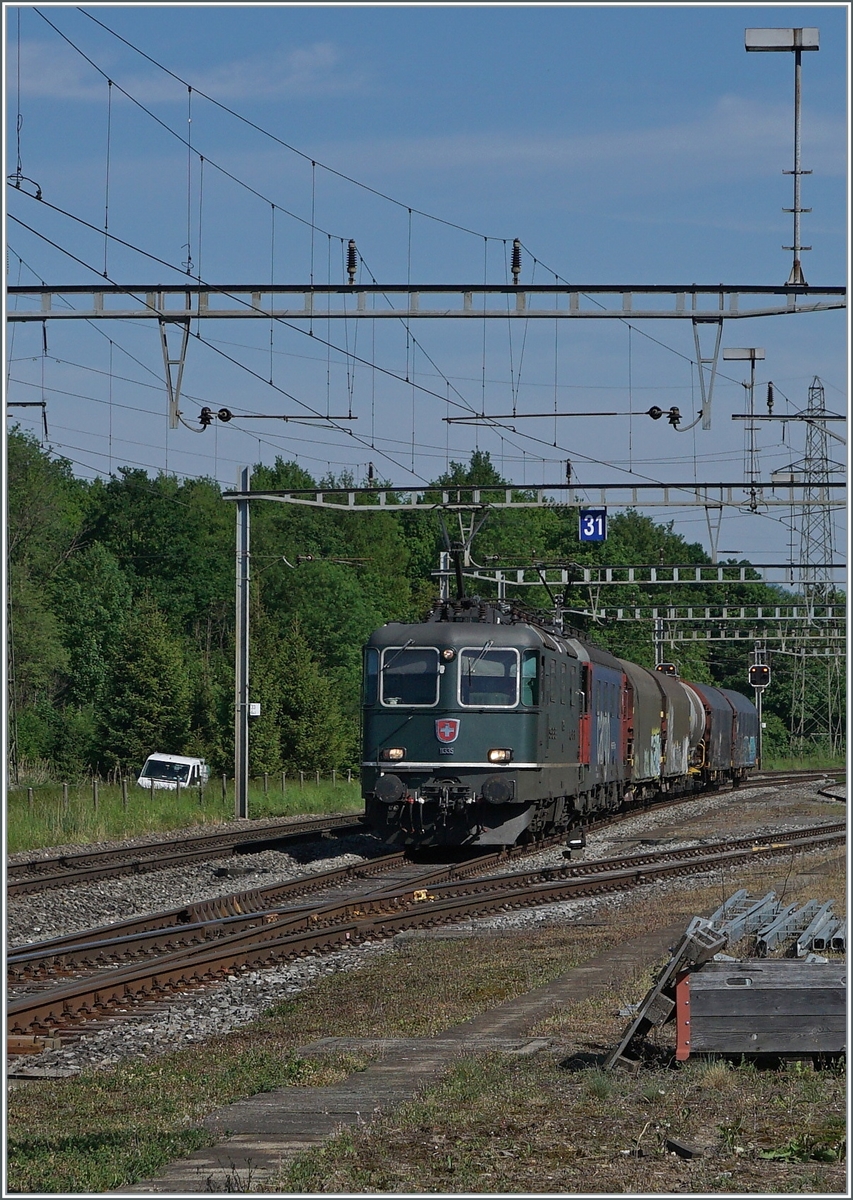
[102,79,112,277]
[9,216,794,496]
[9,205,757,492]
[75,5,509,241]
[7,26,807,508]
[35,7,345,243]
[8,73,748,482]
[7,208,433,480]
[32,3,770,413]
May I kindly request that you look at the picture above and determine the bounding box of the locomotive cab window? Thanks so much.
[459,647,519,707]
[380,646,440,707]
[363,647,379,705]
[521,650,539,706]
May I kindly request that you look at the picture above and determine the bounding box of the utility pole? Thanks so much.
[234,466,251,818]
[653,616,664,667]
[723,347,765,510]
[752,641,766,769]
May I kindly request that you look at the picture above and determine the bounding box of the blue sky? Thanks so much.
[4,3,848,571]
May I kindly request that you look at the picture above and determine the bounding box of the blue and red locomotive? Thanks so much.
[361,598,758,847]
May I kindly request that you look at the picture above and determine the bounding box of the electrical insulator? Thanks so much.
[199,406,213,427]
[347,239,358,285]
[647,406,663,420]
[667,406,681,427]
[767,382,774,414]
[217,407,232,423]
[367,461,375,484]
[511,238,522,285]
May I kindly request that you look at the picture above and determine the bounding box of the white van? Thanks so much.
[137,753,210,790]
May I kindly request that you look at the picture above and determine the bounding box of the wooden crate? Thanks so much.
[675,960,846,1060]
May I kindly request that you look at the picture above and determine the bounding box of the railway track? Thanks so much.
[7,769,836,899]
[12,772,827,973]
[7,820,844,1042]
[6,813,366,896]
[750,769,843,787]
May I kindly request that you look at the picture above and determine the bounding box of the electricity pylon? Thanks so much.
[787,377,846,755]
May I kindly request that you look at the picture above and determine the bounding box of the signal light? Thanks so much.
[487,748,513,764]
[656,663,678,676]
[379,747,406,761]
[749,664,771,688]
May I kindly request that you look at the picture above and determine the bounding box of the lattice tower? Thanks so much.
[788,377,845,755]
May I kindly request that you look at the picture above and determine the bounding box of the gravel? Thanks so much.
[6,834,384,948]
[6,780,840,1078]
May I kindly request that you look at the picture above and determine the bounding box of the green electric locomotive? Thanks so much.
[362,598,758,848]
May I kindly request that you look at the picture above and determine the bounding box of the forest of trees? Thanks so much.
[6,427,839,782]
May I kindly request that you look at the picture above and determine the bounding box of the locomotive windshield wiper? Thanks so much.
[466,640,494,674]
[382,639,415,670]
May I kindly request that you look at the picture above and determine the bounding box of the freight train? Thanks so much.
[361,598,759,847]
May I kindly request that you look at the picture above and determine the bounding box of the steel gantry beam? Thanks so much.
[456,563,846,587]
[10,281,843,430]
[221,483,845,512]
[7,281,845,322]
[658,627,845,646]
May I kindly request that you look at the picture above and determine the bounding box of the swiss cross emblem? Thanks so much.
[435,718,460,743]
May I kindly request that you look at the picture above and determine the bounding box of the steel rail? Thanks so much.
[8,778,834,965]
[7,814,366,895]
[7,824,843,1037]
[8,835,565,973]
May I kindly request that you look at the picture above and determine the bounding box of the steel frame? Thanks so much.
[7,281,845,322]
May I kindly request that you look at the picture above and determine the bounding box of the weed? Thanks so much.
[697,1060,733,1091]
[760,1133,846,1164]
[638,1081,665,1103]
[583,1069,614,1100]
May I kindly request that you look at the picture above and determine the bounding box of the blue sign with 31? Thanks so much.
[579,508,607,542]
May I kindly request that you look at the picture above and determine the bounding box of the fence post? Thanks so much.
[27,787,34,813]
[176,780,182,805]
[121,778,128,811]
[316,770,320,786]
[299,771,304,790]
[263,772,269,794]
[93,778,99,812]
[222,774,227,801]
[281,771,286,795]
[62,781,69,813]
[332,768,336,787]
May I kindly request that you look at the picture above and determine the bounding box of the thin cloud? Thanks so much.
[317,96,845,186]
[8,39,370,102]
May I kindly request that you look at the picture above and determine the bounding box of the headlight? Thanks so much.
[379,747,406,761]
[487,748,513,764]
[441,648,456,661]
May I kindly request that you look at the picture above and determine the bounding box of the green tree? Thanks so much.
[98,596,192,771]
[52,542,133,708]
[276,616,349,773]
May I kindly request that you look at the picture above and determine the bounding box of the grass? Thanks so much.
[6,929,603,1193]
[5,778,363,854]
[271,1052,846,1194]
[6,791,846,1193]
[762,753,846,774]
[8,840,845,1193]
